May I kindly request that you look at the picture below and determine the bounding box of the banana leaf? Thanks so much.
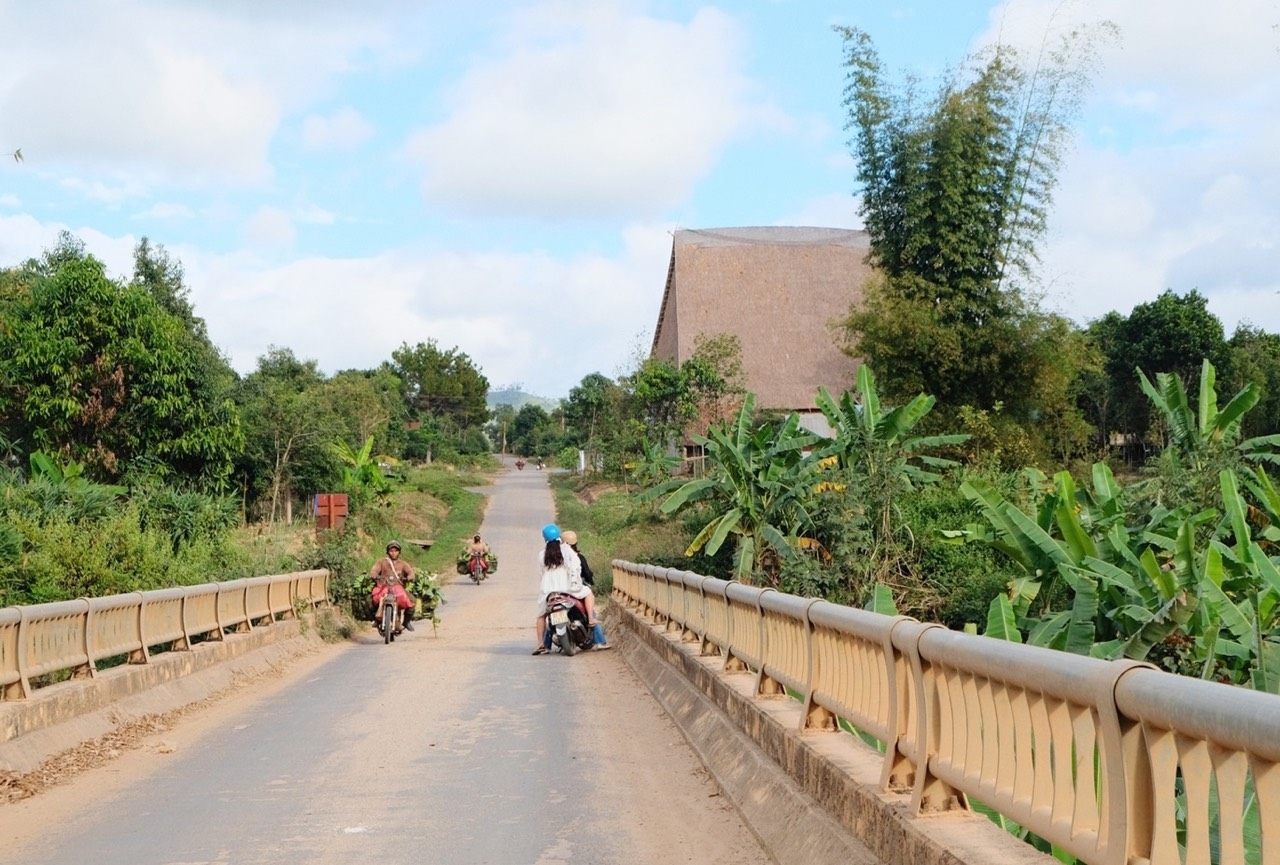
[984,594,1022,643]
[867,583,898,616]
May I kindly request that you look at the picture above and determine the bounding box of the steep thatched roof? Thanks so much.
[651,227,871,412]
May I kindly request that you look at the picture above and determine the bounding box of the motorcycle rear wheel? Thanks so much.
[559,631,578,657]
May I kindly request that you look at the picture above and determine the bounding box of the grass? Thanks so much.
[403,464,490,574]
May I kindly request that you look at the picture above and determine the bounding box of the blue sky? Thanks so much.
[1,0,1277,399]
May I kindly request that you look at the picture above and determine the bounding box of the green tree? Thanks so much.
[1224,324,1280,440]
[509,404,559,458]
[837,24,1112,426]
[626,357,684,446]
[488,403,518,455]
[562,372,634,474]
[390,341,489,429]
[1096,290,1230,445]
[323,368,407,458]
[233,348,341,522]
[0,237,242,487]
[679,332,747,430]
[131,237,203,334]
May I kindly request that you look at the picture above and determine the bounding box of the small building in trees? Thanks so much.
[650,227,871,444]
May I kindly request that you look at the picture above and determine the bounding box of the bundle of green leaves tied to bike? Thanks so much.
[455,550,498,575]
[349,571,445,630]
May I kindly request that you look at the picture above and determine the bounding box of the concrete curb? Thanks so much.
[608,603,1055,865]
[0,619,324,774]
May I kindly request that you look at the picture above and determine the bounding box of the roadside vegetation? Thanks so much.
[1,19,1276,707]
[0,234,497,630]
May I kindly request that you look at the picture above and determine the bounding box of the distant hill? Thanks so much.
[487,387,561,412]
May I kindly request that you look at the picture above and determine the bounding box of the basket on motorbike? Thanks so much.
[455,550,498,575]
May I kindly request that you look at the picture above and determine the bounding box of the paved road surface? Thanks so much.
[1,461,772,865]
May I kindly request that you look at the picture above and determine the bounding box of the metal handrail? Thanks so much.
[0,570,330,701]
[611,559,1280,865]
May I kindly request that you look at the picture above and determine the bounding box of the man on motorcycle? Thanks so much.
[370,541,416,633]
[467,534,491,578]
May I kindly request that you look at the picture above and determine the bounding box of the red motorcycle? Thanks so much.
[515,458,526,470]
[467,551,490,584]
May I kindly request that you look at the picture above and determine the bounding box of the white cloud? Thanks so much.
[294,204,337,225]
[0,2,398,186]
[181,220,675,396]
[244,206,297,249]
[776,193,863,231]
[406,3,759,219]
[133,202,195,220]
[974,0,1280,334]
[302,107,375,152]
[0,193,19,209]
[59,177,149,206]
[0,213,136,278]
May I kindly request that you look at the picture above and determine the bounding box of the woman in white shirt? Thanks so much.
[532,524,598,654]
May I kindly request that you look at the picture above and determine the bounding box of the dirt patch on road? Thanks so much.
[0,642,335,806]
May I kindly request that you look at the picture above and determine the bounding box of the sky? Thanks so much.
[0,0,1277,400]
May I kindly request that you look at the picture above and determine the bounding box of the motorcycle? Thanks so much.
[372,579,412,643]
[377,587,401,644]
[515,458,526,470]
[543,592,595,656]
[467,552,489,584]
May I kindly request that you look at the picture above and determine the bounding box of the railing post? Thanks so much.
[13,607,31,699]
[894,620,967,814]
[80,597,98,679]
[800,598,834,730]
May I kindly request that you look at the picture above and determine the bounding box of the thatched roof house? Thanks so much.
[651,227,871,431]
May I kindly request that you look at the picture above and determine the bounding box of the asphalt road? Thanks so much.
[1,461,772,865]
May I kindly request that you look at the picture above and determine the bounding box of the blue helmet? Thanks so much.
[542,523,561,542]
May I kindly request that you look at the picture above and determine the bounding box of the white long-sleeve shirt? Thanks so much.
[536,541,588,604]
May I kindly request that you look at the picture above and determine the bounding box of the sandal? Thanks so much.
[531,646,550,655]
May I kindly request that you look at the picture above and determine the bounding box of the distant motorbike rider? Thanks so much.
[370,541,415,633]
[467,534,491,578]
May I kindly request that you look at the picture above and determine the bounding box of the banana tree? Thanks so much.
[814,365,968,482]
[641,393,821,582]
[814,365,967,545]
[1139,358,1280,470]
[1195,470,1280,692]
[952,464,1209,659]
[331,435,391,508]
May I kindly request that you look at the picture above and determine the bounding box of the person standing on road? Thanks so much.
[562,530,609,648]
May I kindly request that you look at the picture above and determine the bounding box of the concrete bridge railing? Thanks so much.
[0,570,330,701]
[611,560,1280,865]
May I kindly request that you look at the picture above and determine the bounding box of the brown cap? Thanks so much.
[561,530,577,545]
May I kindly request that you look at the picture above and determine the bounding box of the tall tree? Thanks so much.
[233,348,340,522]
[323,368,407,456]
[390,341,489,429]
[837,24,1113,421]
[1096,289,1229,442]
[0,236,242,486]
[1224,324,1280,440]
